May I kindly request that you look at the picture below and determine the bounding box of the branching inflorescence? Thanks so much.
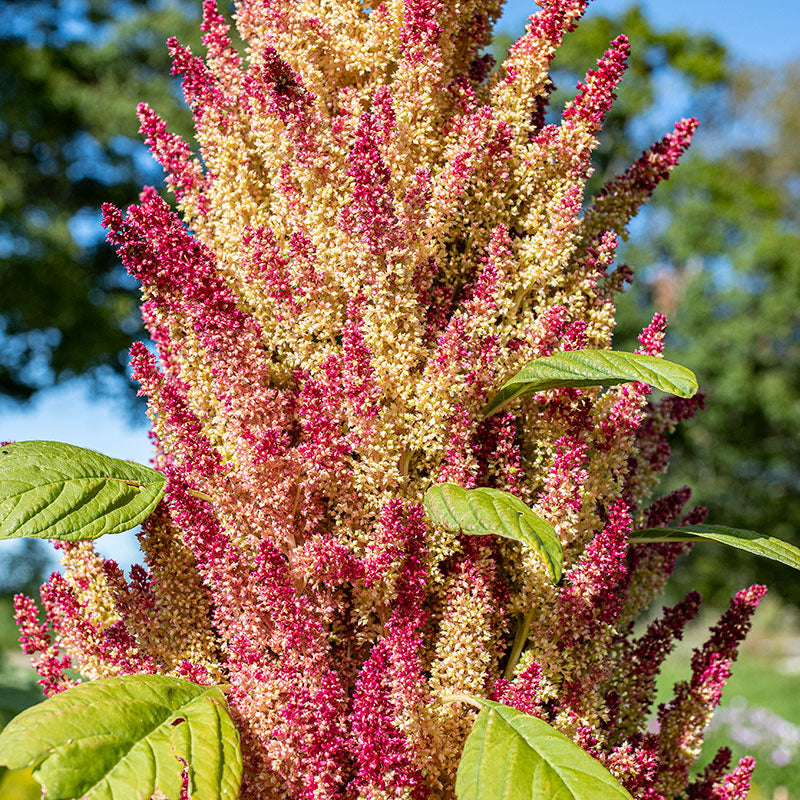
[16,0,763,797]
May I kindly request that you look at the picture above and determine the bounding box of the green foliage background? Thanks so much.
[0,0,197,402]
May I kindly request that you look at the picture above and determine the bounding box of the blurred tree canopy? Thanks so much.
[2,3,800,608]
[0,0,201,403]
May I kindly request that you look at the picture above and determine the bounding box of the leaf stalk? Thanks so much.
[504,607,535,681]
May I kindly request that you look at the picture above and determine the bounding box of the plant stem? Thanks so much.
[399,447,411,478]
[504,607,534,681]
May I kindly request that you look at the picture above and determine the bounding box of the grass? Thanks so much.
[654,595,800,799]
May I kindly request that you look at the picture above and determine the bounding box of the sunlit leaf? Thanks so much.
[631,524,800,571]
[0,441,165,541]
[0,675,242,800]
[455,697,633,800]
[484,350,698,417]
[424,483,562,582]
[0,766,41,800]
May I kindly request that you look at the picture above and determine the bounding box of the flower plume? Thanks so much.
[17,1,759,798]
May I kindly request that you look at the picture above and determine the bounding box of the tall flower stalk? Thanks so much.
[13,0,766,797]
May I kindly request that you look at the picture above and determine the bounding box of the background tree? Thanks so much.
[623,66,800,608]
[0,0,199,403]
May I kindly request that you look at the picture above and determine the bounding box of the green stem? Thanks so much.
[399,447,411,479]
[504,607,534,680]
[187,488,214,503]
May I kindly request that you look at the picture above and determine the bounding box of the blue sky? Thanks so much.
[502,0,800,66]
[2,0,798,571]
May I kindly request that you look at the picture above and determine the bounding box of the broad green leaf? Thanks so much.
[0,675,242,800]
[424,484,562,582]
[631,524,800,572]
[456,697,632,800]
[0,441,165,541]
[0,766,41,800]
[484,350,698,417]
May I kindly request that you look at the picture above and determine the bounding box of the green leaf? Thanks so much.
[0,675,242,800]
[631,524,800,572]
[0,765,41,800]
[484,350,698,417]
[0,441,166,541]
[455,697,632,800]
[424,484,562,582]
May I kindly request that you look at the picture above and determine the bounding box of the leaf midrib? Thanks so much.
[1,474,159,502]
[1,475,161,539]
